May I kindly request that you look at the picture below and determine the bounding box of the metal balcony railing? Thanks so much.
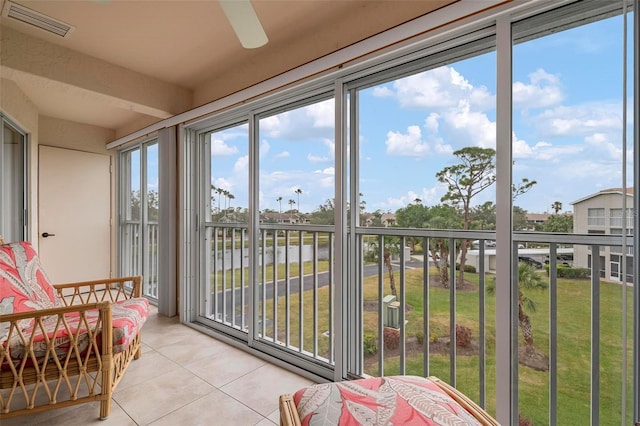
[200,223,636,425]
[120,221,159,300]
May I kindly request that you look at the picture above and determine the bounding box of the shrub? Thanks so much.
[383,327,400,350]
[455,263,477,273]
[429,333,439,344]
[415,331,424,345]
[363,334,378,356]
[455,324,473,348]
[518,414,534,426]
[545,265,590,279]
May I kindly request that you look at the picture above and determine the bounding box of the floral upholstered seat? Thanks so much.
[280,375,499,426]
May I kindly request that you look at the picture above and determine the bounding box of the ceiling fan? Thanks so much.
[219,0,268,49]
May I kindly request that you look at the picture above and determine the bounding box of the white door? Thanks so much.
[610,260,620,281]
[38,146,111,283]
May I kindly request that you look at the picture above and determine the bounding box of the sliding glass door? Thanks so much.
[0,116,27,242]
[119,139,159,301]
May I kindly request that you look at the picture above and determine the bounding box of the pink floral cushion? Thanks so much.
[2,297,149,370]
[0,241,64,313]
[293,375,483,425]
[0,242,65,341]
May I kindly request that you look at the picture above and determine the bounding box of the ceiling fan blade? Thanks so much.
[219,0,268,49]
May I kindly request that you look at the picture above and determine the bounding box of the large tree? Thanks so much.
[423,205,463,289]
[436,147,496,286]
[395,202,431,253]
[469,201,496,230]
[542,214,573,233]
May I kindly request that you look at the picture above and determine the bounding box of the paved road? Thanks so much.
[209,258,432,324]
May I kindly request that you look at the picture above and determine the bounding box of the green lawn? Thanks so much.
[263,267,634,424]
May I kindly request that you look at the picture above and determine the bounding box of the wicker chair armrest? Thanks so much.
[1,301,110,323]
[428,376,500,426]
[279,394,301,426]
[54,276,143,305]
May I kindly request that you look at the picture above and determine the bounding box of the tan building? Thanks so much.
[571,188,633,282]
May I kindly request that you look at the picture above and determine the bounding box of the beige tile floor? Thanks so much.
[1,307,316,426]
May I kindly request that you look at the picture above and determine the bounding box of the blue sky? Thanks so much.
[207,13,634,216]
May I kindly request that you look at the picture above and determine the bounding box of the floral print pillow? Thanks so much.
[0,242,64,342]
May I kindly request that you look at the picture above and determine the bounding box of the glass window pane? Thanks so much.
[2,121,26,242]
[208,124,249,223]
[258,99,335,223]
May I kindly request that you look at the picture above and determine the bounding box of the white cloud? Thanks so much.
[385,126,428,157]
[213,177,233,192]
[233,155,248,173]
[512,133,534,158]
[443,100,496,148]
[424,113,440,133]
[275,151,290,159]
[585,133,608,145]
[533,102,622,137]
[513,68,564,109]
[306,99,334,128]
[384,66,494,111]
[530,143,584,162]
[377,186,443,210]
[585,132,626,161]
[308,154,329,162]
[260,115,281,137]
[211,138,239,155]
[260,100,334,142]
[260,140,270,157]
[385,125,453,157]
[372,86,394,97]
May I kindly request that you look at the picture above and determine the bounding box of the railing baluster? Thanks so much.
[449,237,456,387]
[549,243,558,426]
[378,234,384,375]
[222,227,227,324]
[213,226,219,320]
[241,228,246,330]
[479,243,486,408]
[285,230,290,347]
[273,230,278,343]
[231,227,236,328]
[299,230,304,353]
[327,233,336,364]
[423,236,430,378]
[313,232,318,358]
[399,236,406,376]
[591,245,601,426]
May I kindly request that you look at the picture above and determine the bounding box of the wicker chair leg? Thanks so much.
[99,397,111,420]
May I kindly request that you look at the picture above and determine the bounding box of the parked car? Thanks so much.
[518,256,543,269]
[543,255,572,266]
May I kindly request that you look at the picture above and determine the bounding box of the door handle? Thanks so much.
[42,232,56,238]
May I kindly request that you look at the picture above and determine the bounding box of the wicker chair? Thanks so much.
[0,241,149,420]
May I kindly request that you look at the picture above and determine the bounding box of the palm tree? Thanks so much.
[288,199,295,213]
[216,187,223,213]
[488,262,548,352]
[294,188,302,213]
[551,201,562,214]
[210,184,217,213]
[414,198,422,204]
[277,196,283,222]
